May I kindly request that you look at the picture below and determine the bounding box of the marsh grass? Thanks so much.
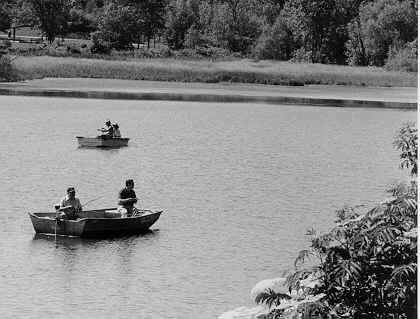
[15,56,417,87]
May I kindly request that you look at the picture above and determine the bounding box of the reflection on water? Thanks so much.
[77,145,128,151]
[0,96,415,319]
[0,87,415,109]
[32,230,159,246]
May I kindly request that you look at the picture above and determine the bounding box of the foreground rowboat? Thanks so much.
[76,136,130,148]
[28,208,162,238]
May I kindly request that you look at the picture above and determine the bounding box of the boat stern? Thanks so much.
[28,212,86,236]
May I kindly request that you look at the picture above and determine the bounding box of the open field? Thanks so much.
[13,55,417,87]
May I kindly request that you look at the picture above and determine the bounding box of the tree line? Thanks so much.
[0,0,417,67]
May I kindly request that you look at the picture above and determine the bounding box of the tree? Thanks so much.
[134,0,166,48]
[346,0,418,66]
[279,0,362,64]
[0,3,12,32]
[91,2,141,51]
[165,0,198,49]
[211,0,262,53]
[260,0,286,25]
[67,8,97,38]
[28,0,71,43]
[253,13,296,60]
[8,0,38,30]
[255,122,418,318]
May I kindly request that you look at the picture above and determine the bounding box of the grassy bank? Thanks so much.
[14,56,417,87]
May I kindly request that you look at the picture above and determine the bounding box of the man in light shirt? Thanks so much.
[57,187,82,220]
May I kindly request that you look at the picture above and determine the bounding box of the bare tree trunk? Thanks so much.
[356,19,367,65]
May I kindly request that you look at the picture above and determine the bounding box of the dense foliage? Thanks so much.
[346,0,417,67]
[0,3,12,32]
[255,122,417,318]
[0,0,417,68]
[91,2,142,51]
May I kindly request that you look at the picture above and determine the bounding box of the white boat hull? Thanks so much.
[29,209,162,238]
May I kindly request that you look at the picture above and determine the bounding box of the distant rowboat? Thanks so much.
[76,136,129,148]
[28,208,162,238]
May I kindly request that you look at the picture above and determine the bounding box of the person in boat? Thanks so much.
[56,187,82,220]
[112,123,121,138]
[98,120,114,139]
[117,179,140,217]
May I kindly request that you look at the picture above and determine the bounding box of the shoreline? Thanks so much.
[0,78,417,109]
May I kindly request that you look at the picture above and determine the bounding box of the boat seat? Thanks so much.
[104,210,121,218]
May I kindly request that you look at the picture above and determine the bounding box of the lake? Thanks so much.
[0,96,415,319]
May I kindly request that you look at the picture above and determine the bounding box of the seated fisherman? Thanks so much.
[112,123,121,138]
[98,120,114,139]
[117,179,141,217]
[56,187,82,220]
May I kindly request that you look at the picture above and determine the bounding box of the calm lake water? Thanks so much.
[0,96,415,319]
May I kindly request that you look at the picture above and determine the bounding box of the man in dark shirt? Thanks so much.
[118,179,138,217]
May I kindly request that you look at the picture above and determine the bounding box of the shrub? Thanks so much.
[0,39,11,53]
[195,46,230,59]
[0,55,18,81]
[385,40,418,72]
[90,30,111,54]
[68,47,81,55]
[183,25,215,49]
[111,46,172,59]
[171,46,230,59]
[394,121,418,176]
[289,48,312,63]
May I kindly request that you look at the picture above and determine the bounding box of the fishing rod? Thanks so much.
[51,195,104,214]
[82,195,105,208]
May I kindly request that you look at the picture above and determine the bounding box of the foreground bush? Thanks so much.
[255,122,418,319]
